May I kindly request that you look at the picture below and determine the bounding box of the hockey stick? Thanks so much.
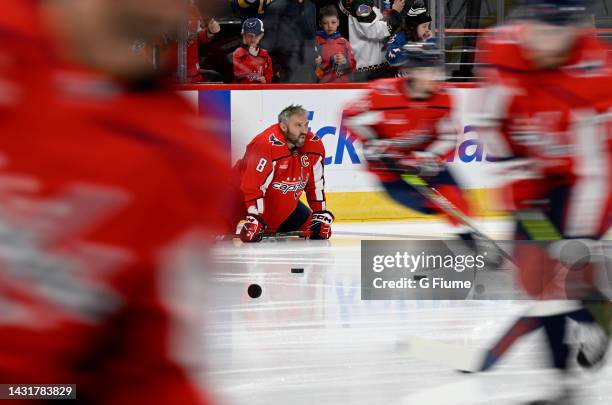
[395,173,593,371]
[390,172,611,372]
[396,321,542,373]
[216,231,307,242]
[400,173,516,265]
[366,150,513,263]
[392,180,609,371]
[396,301,586,372]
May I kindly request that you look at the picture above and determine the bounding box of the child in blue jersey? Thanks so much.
[385,1,432,71]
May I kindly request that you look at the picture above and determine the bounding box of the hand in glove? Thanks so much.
[309,211,334,240]
[240,214,266,243]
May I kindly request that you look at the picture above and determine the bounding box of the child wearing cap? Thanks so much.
[233,18,273,84]
[385,1,433,70]
[315,5,356,83]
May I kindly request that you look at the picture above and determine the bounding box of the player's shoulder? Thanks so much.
[0,1,40,39]
[115,90,226,162]
[118,90,198,130]
[259,48,271,58]
[365,78,410,106]
[300,132,325,155]
[343,78,405,114]
[478,23,530,72]
[249,124,288,154]
[369,77,405,97]
[572,33,612,71]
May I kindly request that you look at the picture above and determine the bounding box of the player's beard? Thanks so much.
[284,130,307,150]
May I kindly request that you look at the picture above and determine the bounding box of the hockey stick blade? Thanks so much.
[396,335,487,373]
[216,231,308,241]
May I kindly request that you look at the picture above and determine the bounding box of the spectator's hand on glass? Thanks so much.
[207,18,221,35]
[315,55,323,66]
[258,76,266,83]
[249,46,260,57]
[392,0,406,13]
[335,53,347,65]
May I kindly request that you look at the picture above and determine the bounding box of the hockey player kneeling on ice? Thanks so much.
[344,43,473,242]
[234,105,333,242]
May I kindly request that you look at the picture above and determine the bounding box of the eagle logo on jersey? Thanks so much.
[269,134,284,146]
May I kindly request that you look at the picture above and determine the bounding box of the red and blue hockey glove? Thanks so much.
[240,214,266,243]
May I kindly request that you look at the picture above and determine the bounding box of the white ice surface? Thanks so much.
[205,220,612,405]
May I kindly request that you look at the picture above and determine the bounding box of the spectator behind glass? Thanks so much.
[385,0,433,75]
[342,0,405,81]
[182,0,220,82]
[141,0,220,83]
[232,18,274,83]
[261,0,317,83]
[232,0,272,21]
[315,5,356,83]
[386,0,432,72]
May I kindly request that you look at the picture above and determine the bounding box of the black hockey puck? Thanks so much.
[247,284,262,299]
[291,268,304,274]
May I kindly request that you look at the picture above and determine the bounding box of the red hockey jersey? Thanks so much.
[235,124,327,231]
[476,24,612,237]
[0,2,225,404]
[232,46,273,84]
[315,31,356,83]
[0,0,54,118]
[343,78,459,182]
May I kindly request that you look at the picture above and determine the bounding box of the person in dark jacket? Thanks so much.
[261,0,317,83]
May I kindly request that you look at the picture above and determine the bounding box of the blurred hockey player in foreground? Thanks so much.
[0,1,227,404]
[233,105,333,242]
[474,1,612,402]
[344,43,474,241]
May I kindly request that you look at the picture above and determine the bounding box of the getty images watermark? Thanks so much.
[361,240,517,300]
[361,240,612,300]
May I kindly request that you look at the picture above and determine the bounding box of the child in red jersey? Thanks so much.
[232,18,273,83]
[315,5,356,83]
